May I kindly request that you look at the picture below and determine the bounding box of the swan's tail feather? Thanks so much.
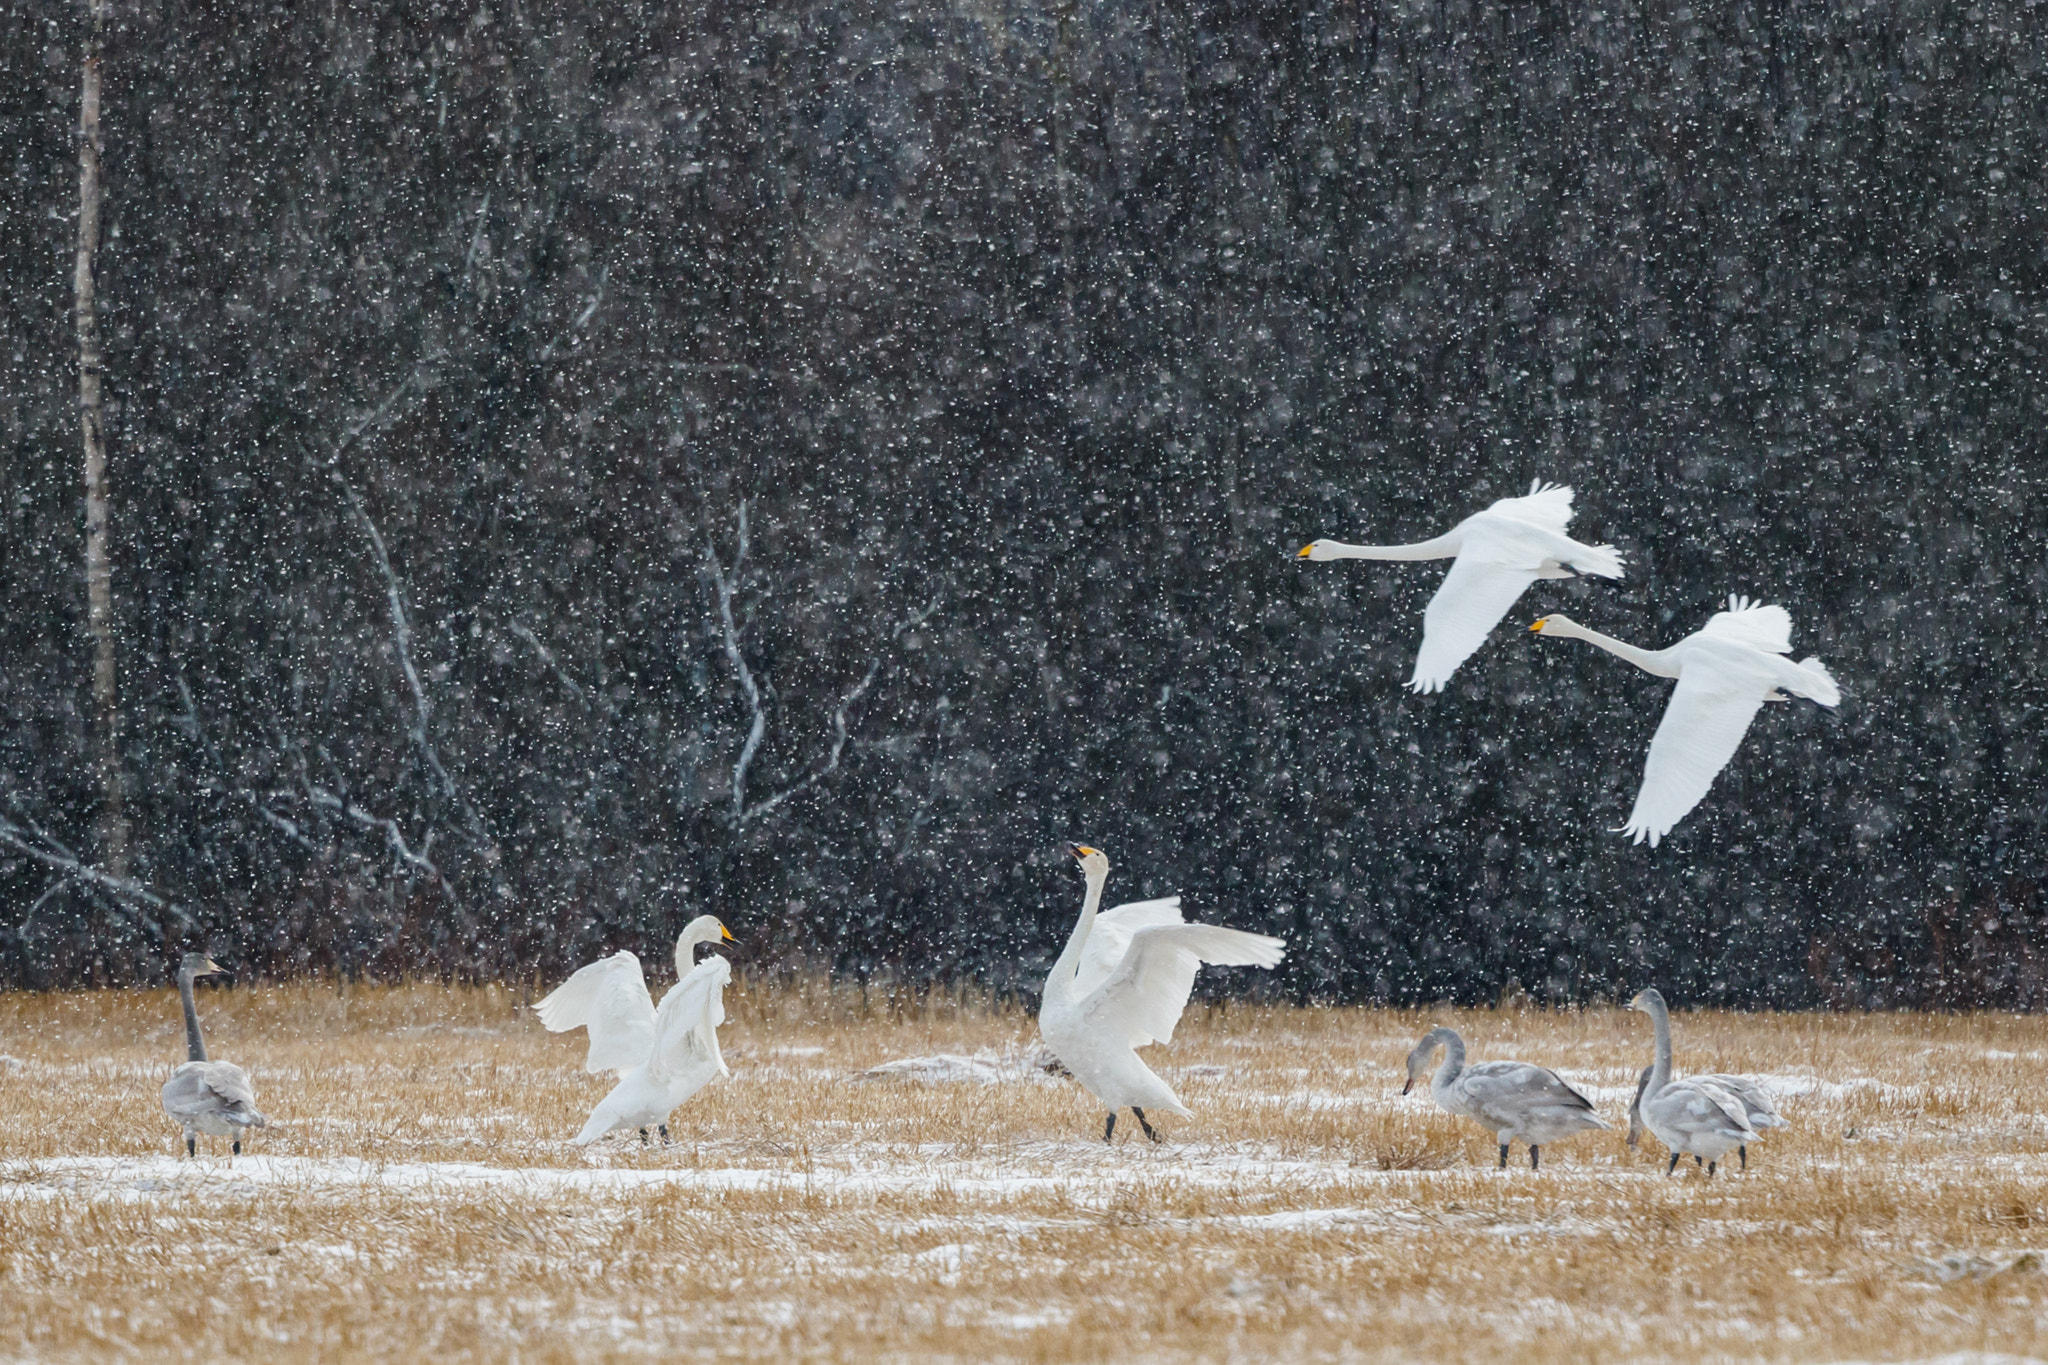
[1794,656,1841,707]
[1568,542,1625,580]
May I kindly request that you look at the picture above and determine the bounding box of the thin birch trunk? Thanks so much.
[76,0,127,882]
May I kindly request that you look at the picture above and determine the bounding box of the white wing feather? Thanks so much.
[533,951,657,1074]
[1486,479,1576,533]
[647,955,732,1086]
[1410,553,1541,693]
[1074,896,1184,998]
[1079,923,1285,1050]
[1697,595,1794,654]
[1625,658,1766,846]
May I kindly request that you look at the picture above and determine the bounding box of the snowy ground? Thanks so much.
[4,983,2048,1362]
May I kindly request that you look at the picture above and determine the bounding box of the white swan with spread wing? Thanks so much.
[1530,595,1840,845]
[536,916,736,1145]
[1298,480,1624,692]
[1039,846,1285,1142]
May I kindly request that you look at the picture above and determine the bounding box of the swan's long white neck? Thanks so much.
[1313,531,1461,562]
[674,921,719,976]
[1049,866,1107,996]
[1641,996,1673,1097]
[1541,618,1679,677]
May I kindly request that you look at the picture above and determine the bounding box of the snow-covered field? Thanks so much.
[4,981,2048,1362]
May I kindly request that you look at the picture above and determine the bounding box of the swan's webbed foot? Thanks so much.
[1666,1152,1681,1175]
[659,1124,671,1145]
[1499,1143,1510,1170]
[639,1127,651,1146]
[1529,1144,1540,1171]
[1132,1108,1160,1143]
[1104,1113,1116,1144]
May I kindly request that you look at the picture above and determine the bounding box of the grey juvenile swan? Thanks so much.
[1628,988,1757,1176]
[160,953,268,1158]
[1403,1026,1608,1169]
[1628,1064,1787,1170]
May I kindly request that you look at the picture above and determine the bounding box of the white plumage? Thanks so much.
[1531,595,1841,846]
[1403,1026,1608,1169]
[536,916,735,1146]
[1039,846,1285,1142]
[1299,480,1625,692]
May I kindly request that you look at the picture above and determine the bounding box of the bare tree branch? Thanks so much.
[740,659,882,824]
[505,619,590,708]
[705,500,766,823]
[0,808,193,932]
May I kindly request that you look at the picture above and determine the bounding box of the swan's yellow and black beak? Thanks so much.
[1296,544,1314,559]
[202,957,226,975]
[1400,1077,1415,1096]
[720,925,736,943]
[1528,618,1548,632]
[1627,991,1649,1011]
[1070,844,1098,860]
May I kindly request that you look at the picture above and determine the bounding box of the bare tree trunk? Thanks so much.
[76,0,127,883]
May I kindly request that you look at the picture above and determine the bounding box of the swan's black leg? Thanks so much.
[659,1124,671,1145]
[639,1127,651,1146]
[1706,1160,1717,1178]
[1530,1144,1541,1171]
[232,1139,241,1156]
[1132,1108,1160,1143]
[1739,1145,1747,1171]
[185,1135,196,1159]
[1667,1152,1680,1175]
[1695,1155,1703,1167]
[1104,1113,1117,1143]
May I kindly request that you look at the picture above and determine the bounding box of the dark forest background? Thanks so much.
[1,0,2042,1003]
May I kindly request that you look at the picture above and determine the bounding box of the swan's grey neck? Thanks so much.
[1318,532,1461,562]
[1553,620,1679,677]
[1425,1026,1466,1087]
[1052,868,1107,989]
[178,969,208,1063]
[1642,996,1673,1096]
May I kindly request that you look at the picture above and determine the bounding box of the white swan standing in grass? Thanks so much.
[1628,1064,1787,1171]
[535,916,736,1146]
[160,952,268,1158]
[1297,480,1624,693]
[1402,1026,1608,1169]
[1529,595,1840,846]
[1039,845,1285,1142]
[1629,988,1758,1176]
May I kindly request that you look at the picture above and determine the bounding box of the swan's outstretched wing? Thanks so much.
[1697,596,1793,654]
[1624,657,1766,846]
[534,950,656,1073]
[1079,923,1285,1049]
[1486,480,1576,534]
[647,955,733,1086]
[1075,896,1184,998]
[1410,551,1540,692]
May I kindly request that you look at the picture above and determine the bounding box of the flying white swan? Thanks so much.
[1298,480,1624,692]
[1530,595,1841,845]
[1628,988,1758,1176]
[160,952,268,1158]
[1039,845,1285,1142]
[535,915,736,1146]
[1402,1026,1608,1169]
[1628,1064,1786,1170]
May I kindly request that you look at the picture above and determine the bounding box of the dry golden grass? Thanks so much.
[4,979,2048,1362]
